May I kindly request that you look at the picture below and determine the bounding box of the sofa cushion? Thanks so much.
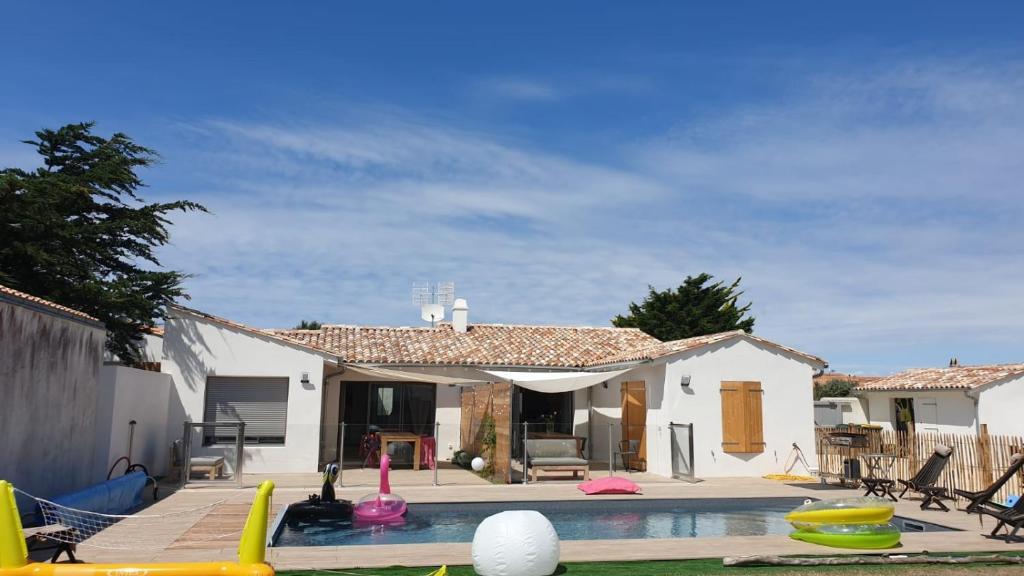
[526,439,578,458]
[530,457,588,466]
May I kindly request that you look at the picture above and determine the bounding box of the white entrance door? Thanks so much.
[917,397,939,434]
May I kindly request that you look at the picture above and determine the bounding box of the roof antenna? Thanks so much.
[412,281,455,328]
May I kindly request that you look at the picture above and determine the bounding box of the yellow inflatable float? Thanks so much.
[784,497,894,527]
[1,479,275,576]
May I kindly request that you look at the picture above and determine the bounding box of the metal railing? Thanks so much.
[178,421,245,488]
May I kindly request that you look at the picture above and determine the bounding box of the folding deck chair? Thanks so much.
[954,453,1024,514]
[979,495,1024,543]
[897,444,954,511]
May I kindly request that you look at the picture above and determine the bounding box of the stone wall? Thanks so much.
[459,382,512,483]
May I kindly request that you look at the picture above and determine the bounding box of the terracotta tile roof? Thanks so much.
[270,323,661,368]
[590,330,826,367]
[814,373,881,386]
[0,284,101,323]
[143,326,165,337]
[855,364,1024,392]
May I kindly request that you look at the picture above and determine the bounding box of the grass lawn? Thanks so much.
[281,554,1024,576]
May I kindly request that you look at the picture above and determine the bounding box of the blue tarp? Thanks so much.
[48,471,146,515]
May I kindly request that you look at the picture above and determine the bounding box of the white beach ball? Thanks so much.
[472,510,560,576]
[471,457,486,472]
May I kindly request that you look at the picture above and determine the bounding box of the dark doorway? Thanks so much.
[519,388,574,434]
[339,381,437,463]
[511,387,574,459]
[894,397,915,433]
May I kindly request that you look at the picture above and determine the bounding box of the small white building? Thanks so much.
[854,364,1024,437]
[161,301,826,479]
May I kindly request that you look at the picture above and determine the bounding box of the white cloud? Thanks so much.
[472,77,562,102]
[155,60,1024,373]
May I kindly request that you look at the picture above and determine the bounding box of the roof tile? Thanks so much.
[856,364,1024,392]
[0,284,100,323]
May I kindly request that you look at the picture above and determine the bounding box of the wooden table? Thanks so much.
[379,432,422,471]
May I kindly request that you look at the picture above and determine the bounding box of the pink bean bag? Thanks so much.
[577,476,641,495]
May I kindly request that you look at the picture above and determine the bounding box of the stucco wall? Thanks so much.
[0,299,105,502]
[657,338,819,477]
[976,375,1024,437]
[162,310,327,474]
[860,390,977,434]
[93,365,172,479]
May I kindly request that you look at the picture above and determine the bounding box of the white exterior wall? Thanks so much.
[1,299,105,504]
[162,311,328,474]
[93,365,172,479]
[860,390,977,435]
[974,375,1024,437]
[656,338,820,478]
[588,363,665,469]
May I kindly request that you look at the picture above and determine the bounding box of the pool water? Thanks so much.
[271,497,955,547]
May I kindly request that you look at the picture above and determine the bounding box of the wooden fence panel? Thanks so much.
[815,426,1024,505]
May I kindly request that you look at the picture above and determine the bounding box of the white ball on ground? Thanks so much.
[472,510,560,576]
[471,457,486,472]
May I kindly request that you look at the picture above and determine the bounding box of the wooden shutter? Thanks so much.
[204,376,289,444]
[744,382,764,452]
[720,382,746,453]
[720,381,764,453]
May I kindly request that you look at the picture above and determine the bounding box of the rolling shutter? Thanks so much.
[720,381,764,453]
[204,376,289,444]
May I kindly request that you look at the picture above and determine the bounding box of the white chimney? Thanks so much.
[452,298,469,333]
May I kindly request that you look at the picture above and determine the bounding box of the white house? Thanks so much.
[854,364,1024,437]
[161,300,826,479]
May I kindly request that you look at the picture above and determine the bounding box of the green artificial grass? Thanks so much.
[280,553,1024,576]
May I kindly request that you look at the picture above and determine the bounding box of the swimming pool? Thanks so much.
[271,497,956,547]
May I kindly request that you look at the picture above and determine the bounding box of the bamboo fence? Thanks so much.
[815,424,1024,505]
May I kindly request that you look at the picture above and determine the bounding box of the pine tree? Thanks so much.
[0,122,206,362]
[612,273,755,341]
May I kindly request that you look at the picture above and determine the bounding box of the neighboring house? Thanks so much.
[162,298,826,480]
[854,364,1024,437]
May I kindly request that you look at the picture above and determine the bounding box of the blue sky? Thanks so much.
[3,2,1023,374]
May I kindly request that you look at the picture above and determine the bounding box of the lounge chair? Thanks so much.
[954,453,1024,513]
[897,444,954,511]
[979,495,1024,542]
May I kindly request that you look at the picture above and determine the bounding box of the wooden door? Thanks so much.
[621,381,647,470]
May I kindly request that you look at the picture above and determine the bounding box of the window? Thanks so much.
[720,381,764,453]
[204,376,289,445]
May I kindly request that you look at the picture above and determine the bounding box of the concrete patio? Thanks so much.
[76,475,1024,570]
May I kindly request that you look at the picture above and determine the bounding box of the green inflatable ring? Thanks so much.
[789,523,900,549]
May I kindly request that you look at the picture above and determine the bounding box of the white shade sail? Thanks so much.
[340,364,488,385]
[481,368,632,393]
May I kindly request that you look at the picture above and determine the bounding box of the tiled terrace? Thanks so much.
[77,472,1024,570]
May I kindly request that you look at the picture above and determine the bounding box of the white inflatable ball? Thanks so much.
[471,457,486,472]
[472,510,560,576]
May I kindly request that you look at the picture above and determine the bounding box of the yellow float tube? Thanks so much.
[1,479,275,576]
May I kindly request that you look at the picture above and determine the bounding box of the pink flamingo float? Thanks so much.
[352,454,408,522]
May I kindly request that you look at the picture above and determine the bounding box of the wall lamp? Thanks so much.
[680,374,691,389]
[300,372,311,385]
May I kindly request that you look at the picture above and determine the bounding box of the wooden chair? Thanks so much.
[614,439,646,472]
